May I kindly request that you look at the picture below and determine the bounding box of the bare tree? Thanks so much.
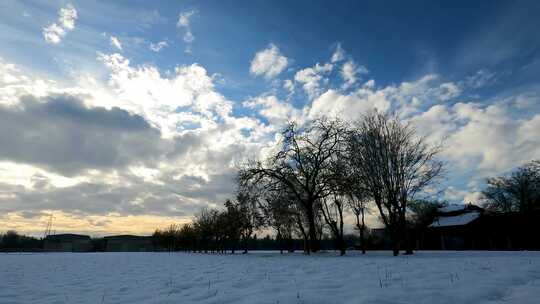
[223,199,243,253]
[482,160,540,213]
[236,188,264,254]
[319,194,346,255]
[346,192,371,254]
[348,111,443,256]
[193,208,219,253]
[262,189,297,253]
[239,118,347,254]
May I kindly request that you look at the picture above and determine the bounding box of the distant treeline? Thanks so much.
[0,231,42,251]
[1,229,385,252]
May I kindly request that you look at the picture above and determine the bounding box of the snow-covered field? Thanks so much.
[1,251,539,304]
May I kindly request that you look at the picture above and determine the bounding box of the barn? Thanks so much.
[43,234,92,252]
[103,235,154,252]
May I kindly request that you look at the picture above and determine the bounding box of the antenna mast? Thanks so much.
[43,213,54,238]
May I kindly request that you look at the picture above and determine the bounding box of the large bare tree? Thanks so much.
[239,119,347,254]
[348,111,443,256]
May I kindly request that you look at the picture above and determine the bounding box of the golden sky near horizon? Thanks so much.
[0,211,192,237]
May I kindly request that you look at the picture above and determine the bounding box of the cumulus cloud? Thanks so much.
[98,52,235,136]
[42,4,77,44]
[177,10,197,53]
[250,44,289,79]
[149,41,168,52]
[340,60,369,89]
[309,86,390,121]
[243,95,303,126]
[410,95,540,202]
[109,36,123,50]
[294,63,333,99]
[283,79,295,94]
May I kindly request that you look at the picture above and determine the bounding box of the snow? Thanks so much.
[1,251,540,304]
[439,204,467,213]
[429,211,481,227]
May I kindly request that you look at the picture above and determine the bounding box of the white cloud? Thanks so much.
[283,79,294,94]
[294,63,333,99]
[410,96,540,204]
[464,69,497,89]
[435,82,461,101]
[331,43,345,63]
[250,44,289,80]
[309,87,390,121]
[177,10,197,53]
[149,41,168,52]
[110,36,123,51]
[340,60,369,89]
[0,57,59,105]
[243,95,303,126]
[445,102,535,173]
[98,52,235,136]
[42,4,77,44]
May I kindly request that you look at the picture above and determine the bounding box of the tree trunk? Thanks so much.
[337,238,346,256]
[360,208,366,254]
[295,214,310,254]
[392,228,400,256]
[277,230,284,254]
[242,236,249,254]
[306,205,319,253]
[404,226,414,255]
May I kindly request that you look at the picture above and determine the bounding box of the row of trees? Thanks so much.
[153,195,263,254]
[0,230,42,250]
[156,112,444,256]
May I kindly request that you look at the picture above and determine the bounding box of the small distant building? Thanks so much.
[103,235,154,252]
[44,234,92,252]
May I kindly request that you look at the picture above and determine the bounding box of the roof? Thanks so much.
[429,211,481,228]
[438,203,484,215]
[103,235,152,240]
[45,234,91,241]
[439,204,467,213]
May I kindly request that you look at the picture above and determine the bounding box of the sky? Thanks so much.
[0,0,539,236]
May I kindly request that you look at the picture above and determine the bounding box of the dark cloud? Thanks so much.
[0,176,198,217]
[0,94,166,175]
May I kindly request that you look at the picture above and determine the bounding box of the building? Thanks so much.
[427,204,540,250]
[103,235,154,252]
[428,204,484,250]
[43,234,92,252]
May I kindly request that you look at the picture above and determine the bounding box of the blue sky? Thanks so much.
[0,0,539,235]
